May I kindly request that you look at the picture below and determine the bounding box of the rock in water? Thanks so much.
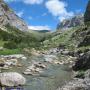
[0,72,26,86]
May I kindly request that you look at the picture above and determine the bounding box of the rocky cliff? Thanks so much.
[70,0,90,47]
[57,14,84,30]
[0,0,28,31]
[84,0,90,25]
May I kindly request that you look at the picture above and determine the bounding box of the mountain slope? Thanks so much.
[57,14,84,30]
[0,0,28,31]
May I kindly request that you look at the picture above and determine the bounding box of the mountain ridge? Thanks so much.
[57,14,84,31]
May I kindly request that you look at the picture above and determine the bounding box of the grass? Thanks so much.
[0,49,21,55]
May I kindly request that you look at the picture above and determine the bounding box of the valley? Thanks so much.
[0,0,90,90]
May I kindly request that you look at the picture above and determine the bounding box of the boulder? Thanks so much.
[0,72,26,86]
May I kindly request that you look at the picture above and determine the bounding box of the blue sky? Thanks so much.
[4,0,88,31]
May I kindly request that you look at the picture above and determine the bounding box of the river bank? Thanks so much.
[57,49,90,90]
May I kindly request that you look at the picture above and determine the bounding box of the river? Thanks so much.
[2,54,73,90]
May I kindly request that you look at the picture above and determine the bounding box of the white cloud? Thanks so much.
[45,0,74,22]
[23,0,43,5]
[16,11,24,17]
[28,25,51,30]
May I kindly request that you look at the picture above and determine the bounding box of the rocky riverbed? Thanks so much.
[0,48,76,90]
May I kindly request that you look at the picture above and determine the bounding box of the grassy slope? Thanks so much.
[43,27,77,49]
[43,26,90,51]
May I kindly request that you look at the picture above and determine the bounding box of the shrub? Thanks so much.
[4,42,18,49]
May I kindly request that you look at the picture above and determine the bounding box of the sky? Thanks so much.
[4,0,88,31]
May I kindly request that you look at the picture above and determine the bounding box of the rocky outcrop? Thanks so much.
[0,72,26,86]
[73,51,90,71]
[0,0,28,31]
[57,14,84,30]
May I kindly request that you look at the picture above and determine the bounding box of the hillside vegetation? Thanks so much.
[0,24,51,54]
[43,27,78,49]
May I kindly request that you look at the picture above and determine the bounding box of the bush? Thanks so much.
[4,42,18,49]
[75,70,85,79]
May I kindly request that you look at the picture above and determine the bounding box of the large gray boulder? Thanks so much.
[0,72,26,86]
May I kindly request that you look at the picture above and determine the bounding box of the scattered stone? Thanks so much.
[24,62,47,75]
[0,54,26,60]
[5,59,18,66]
[34,62,46,69]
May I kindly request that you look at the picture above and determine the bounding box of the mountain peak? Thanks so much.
[57,14,84,30]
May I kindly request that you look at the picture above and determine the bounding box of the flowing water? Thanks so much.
[2,54,73,90]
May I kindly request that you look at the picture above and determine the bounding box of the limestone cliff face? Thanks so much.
[0,0,28,31]
[57,14,84,30]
